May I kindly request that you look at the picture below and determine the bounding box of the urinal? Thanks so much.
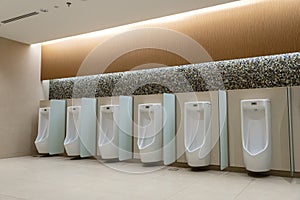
[241,99,271,172]
[138,103,163,163]
[98,105,119,159]
[35,107,51,154]
[184,101,212,167]
[64,106,81,156]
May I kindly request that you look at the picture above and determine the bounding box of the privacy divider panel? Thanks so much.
[218,90,228,170]
[49,53,300,100]
[118,96,133,161]
[290,86,300,173]
[163,93,176,165]
[49,100,66,155]
[287,87,294,176]
[79,98,97,158]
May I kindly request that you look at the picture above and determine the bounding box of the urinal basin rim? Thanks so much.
[185,137,211,160]
[185,138,206,153]
[137,136,156,150]
[64,135,79,145]
[99,135,117,146]
[35,135,49,143]
[99,141,118,148]
[242,142,270,156]
[184,127,211,153]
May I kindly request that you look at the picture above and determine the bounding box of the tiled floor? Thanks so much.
[0,157,299,200]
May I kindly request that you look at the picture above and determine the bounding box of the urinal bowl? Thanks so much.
[243,147,272,172]
[64,140,80,156]
[99,105,119,159]
[184,102,212,167]
[35,107,51,154]
[35,140,49,154]
[139,134,163,163]
[64,106,81,156]
[241,99,271,172]
[138,103,163,163]
[186,150,210,167]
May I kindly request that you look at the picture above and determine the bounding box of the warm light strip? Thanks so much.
[37,0,258,46]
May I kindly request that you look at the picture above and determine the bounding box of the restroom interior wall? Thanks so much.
[290,86,300,173]
[41,0,300,80]
[0,37,44,158]
[175,92,220,165]
[227,87,290,171]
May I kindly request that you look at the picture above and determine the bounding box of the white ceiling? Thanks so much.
[0,0,237,44]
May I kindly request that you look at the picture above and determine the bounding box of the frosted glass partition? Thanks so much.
[49,100,66,155]
[287,87,294,176]
[118,96,133,161]
[219,90,228,170]
[79,98,97,158]
[163,93,176,165]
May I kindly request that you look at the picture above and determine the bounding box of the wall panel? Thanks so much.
[42,0,300,80]
[0,37,44,158]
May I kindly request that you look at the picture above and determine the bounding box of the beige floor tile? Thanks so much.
[0,157,299,200]
[235,176,300,200]
[0,194,26,200]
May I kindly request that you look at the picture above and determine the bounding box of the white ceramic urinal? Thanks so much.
[64,106,81,156]
[184,102,211,167]
[241,99,271,172]
[35,107,51,154]
[138,103,163,163]
[98,105,119,159]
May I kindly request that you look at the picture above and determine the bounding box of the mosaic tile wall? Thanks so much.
[49,52,300,100]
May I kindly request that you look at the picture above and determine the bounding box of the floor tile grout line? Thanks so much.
[163,171,226,200]
[0,193,28,200]
[163,179,202,200]
[233,178,255,199]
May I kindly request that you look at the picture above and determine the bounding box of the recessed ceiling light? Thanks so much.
[40,8,49,13]
[66,2,72,7]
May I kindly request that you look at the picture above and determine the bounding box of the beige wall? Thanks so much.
[175,92,220,165]
[0,37,44,158]
[227,87,290,171]
[291,86,300,172]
